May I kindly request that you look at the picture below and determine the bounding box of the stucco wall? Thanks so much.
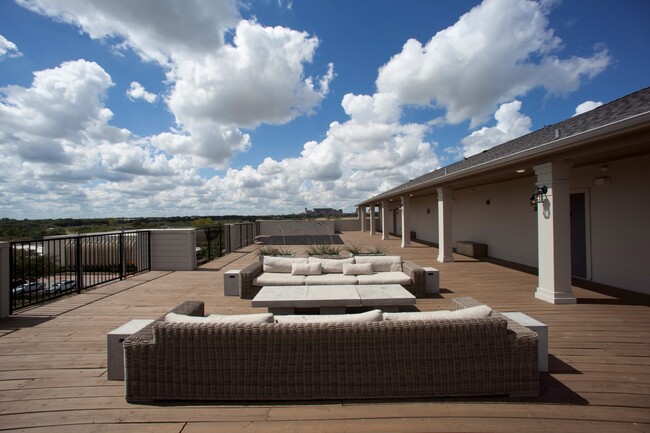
[453,179,538,267]
[394,156,649,295]
[150,229,197,271]
[570,155,650,295]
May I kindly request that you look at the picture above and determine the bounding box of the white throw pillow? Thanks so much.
[342,263,374,275]
[383,305,492,322]
[353,256,402,272]
[448,305,492,320]
[308,257,354,273]
[383,310,453,321]
[275,309,383,324]
[165,312,274,324]
[291,262,322,276]
[263,256,308,273]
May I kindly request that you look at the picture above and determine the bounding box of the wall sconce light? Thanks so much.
[530,186,547,207]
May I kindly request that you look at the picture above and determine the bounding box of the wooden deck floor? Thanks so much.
[1,231,649,432]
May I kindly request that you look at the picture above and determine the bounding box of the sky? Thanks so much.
[1,0,648,219]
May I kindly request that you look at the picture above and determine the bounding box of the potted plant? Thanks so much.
[257,246,295,261]
[304,244,343,259]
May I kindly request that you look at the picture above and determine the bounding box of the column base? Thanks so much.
[535,287,576,304]
[401,241,411,248]
[437,254,454,263]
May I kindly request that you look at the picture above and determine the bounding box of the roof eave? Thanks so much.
[356,110,650,207]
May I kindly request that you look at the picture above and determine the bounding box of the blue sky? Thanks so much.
[1,0,648,219]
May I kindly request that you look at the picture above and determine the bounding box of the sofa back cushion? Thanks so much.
[263,256,308,273]
[354,255,402,272]
[383,305,492,321]
[342,263,373,275]
[275,309,383,324]
[291,262,322,276]
[308,257,354,273]
[165,312,275,324]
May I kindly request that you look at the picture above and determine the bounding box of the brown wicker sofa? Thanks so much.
[123,297,538,403]
[239,255,426,299]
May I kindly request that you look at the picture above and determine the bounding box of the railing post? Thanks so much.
[119,232,124,280]
[0,242,10,318]
[76,236,83,293]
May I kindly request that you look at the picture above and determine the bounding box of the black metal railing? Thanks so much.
[195,226,228,265]
[195,223,256,265]
[9,231,150,313]
[233,222,256,250]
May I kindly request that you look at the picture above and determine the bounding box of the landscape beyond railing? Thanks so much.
[195,223,256,265]
[9,231,150,313]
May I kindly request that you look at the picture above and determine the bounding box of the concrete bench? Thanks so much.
[502,312,548,372]
[456,241,487,258]
[107,319,154,380]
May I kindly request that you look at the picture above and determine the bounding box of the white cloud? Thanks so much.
[0,60,205,217]
[461,100,532,158]
[0,35,22,59]
[375,0,609,127]
[573,100,603,117]
[16,0,240,65]
[19,0,335,166]
[126,81,157,103]
[167,20,334,129]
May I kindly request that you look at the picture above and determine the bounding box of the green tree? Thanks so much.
[192,218,216,228]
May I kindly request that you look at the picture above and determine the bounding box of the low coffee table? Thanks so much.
[252,284,416,314]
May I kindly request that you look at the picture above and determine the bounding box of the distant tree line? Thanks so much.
[0,213,354,242]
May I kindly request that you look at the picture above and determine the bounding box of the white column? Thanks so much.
[533,161,576,304]
[359,206,367,232]
[369,204,376,235]
[401,195,411,247]
[381,200,390,240]
[437,187,454,263]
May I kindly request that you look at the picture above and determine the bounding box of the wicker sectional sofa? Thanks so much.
[239,255,426,299]
[123,297,539,402]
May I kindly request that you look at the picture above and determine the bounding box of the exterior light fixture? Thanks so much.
[530,186,547,208]
[516,169,525,173]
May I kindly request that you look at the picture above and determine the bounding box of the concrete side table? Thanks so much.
[503,312,548,372]
[107,319,154,381]
[224,270,241,296]
[422,267,439,294]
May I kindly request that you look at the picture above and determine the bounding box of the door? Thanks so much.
[570,192,588,278]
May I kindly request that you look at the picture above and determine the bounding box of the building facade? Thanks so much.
[357,88,650,300]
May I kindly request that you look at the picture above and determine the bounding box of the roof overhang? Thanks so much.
[357,111,650,206]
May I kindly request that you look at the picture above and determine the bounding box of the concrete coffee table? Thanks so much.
[252,284,416,314]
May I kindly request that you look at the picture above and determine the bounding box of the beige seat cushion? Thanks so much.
[275,309,383,324]
[308,257,354,273]
[342,263,373,275]
[305,274,358,285]
[356,271,411,285]
[263,256,308,273]
[291,262,322,276]
[253,272,306,286]
[353,256,402,272]
[384,305,492,321]
[165,312,274,324]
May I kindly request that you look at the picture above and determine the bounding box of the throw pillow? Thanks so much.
[275,309,383,324]
[308,257,354,273]
[291,262,322,276]
[353,256,402,272]
[449,305,492,320]
[342,263,373,275]
[263,256,308,273]
[165,312,274,324]
[383,310,453,321]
